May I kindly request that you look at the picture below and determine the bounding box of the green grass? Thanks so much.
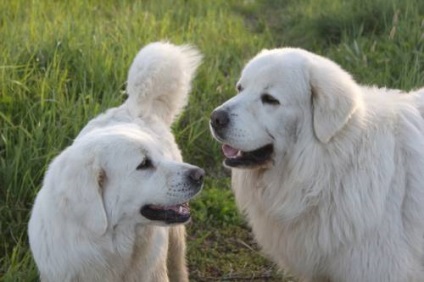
[1,0,423,281]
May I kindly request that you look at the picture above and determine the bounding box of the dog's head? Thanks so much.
[210,48,363,169]
[49,124,204,235]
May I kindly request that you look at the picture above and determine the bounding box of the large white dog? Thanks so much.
[28,42,203,282]
[210,47,424,281]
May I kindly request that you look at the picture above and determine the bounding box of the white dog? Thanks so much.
[28,42,203,282]
[210,47,424,282]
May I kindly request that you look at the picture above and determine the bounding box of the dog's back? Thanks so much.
[412,87,424,119]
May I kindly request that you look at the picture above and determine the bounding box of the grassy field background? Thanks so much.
[1,0,423,281]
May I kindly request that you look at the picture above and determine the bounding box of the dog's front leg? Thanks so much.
[167,225,189,282]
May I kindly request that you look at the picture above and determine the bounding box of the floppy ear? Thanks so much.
[55,150,108,236]
[309,58,362,143]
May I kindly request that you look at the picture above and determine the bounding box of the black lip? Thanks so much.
[224,144,274,168]
[140,205,191,224]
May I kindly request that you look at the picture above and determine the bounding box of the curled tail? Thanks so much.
[125,42,202,125]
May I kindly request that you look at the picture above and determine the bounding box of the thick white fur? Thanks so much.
[28,42,202,282]
[212,48,424,281]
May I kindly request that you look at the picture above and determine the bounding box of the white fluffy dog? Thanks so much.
[28,42,203,282]
[210,47,424,281]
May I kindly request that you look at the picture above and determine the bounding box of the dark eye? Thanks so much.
[261,94,280,105]
[136,158,153,170]
[236,84,243,92]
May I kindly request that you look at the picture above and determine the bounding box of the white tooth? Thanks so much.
[179,206,183,213]
[236,151,242,157]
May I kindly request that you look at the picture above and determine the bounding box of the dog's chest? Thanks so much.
[250,199,326,273]
[233,171,328,276]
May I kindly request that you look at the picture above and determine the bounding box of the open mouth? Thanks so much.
[222,143,274,168]
[140,202,191,224]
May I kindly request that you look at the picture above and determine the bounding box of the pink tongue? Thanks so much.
[222,144,240,158]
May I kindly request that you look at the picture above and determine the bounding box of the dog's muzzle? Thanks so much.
[140,168,204,224]
[210,109,274,169]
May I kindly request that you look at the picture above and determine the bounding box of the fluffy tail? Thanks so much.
[125,42,202,125]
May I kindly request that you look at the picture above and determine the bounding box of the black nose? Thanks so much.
[187,168,205,185]
[210,110,229,129]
